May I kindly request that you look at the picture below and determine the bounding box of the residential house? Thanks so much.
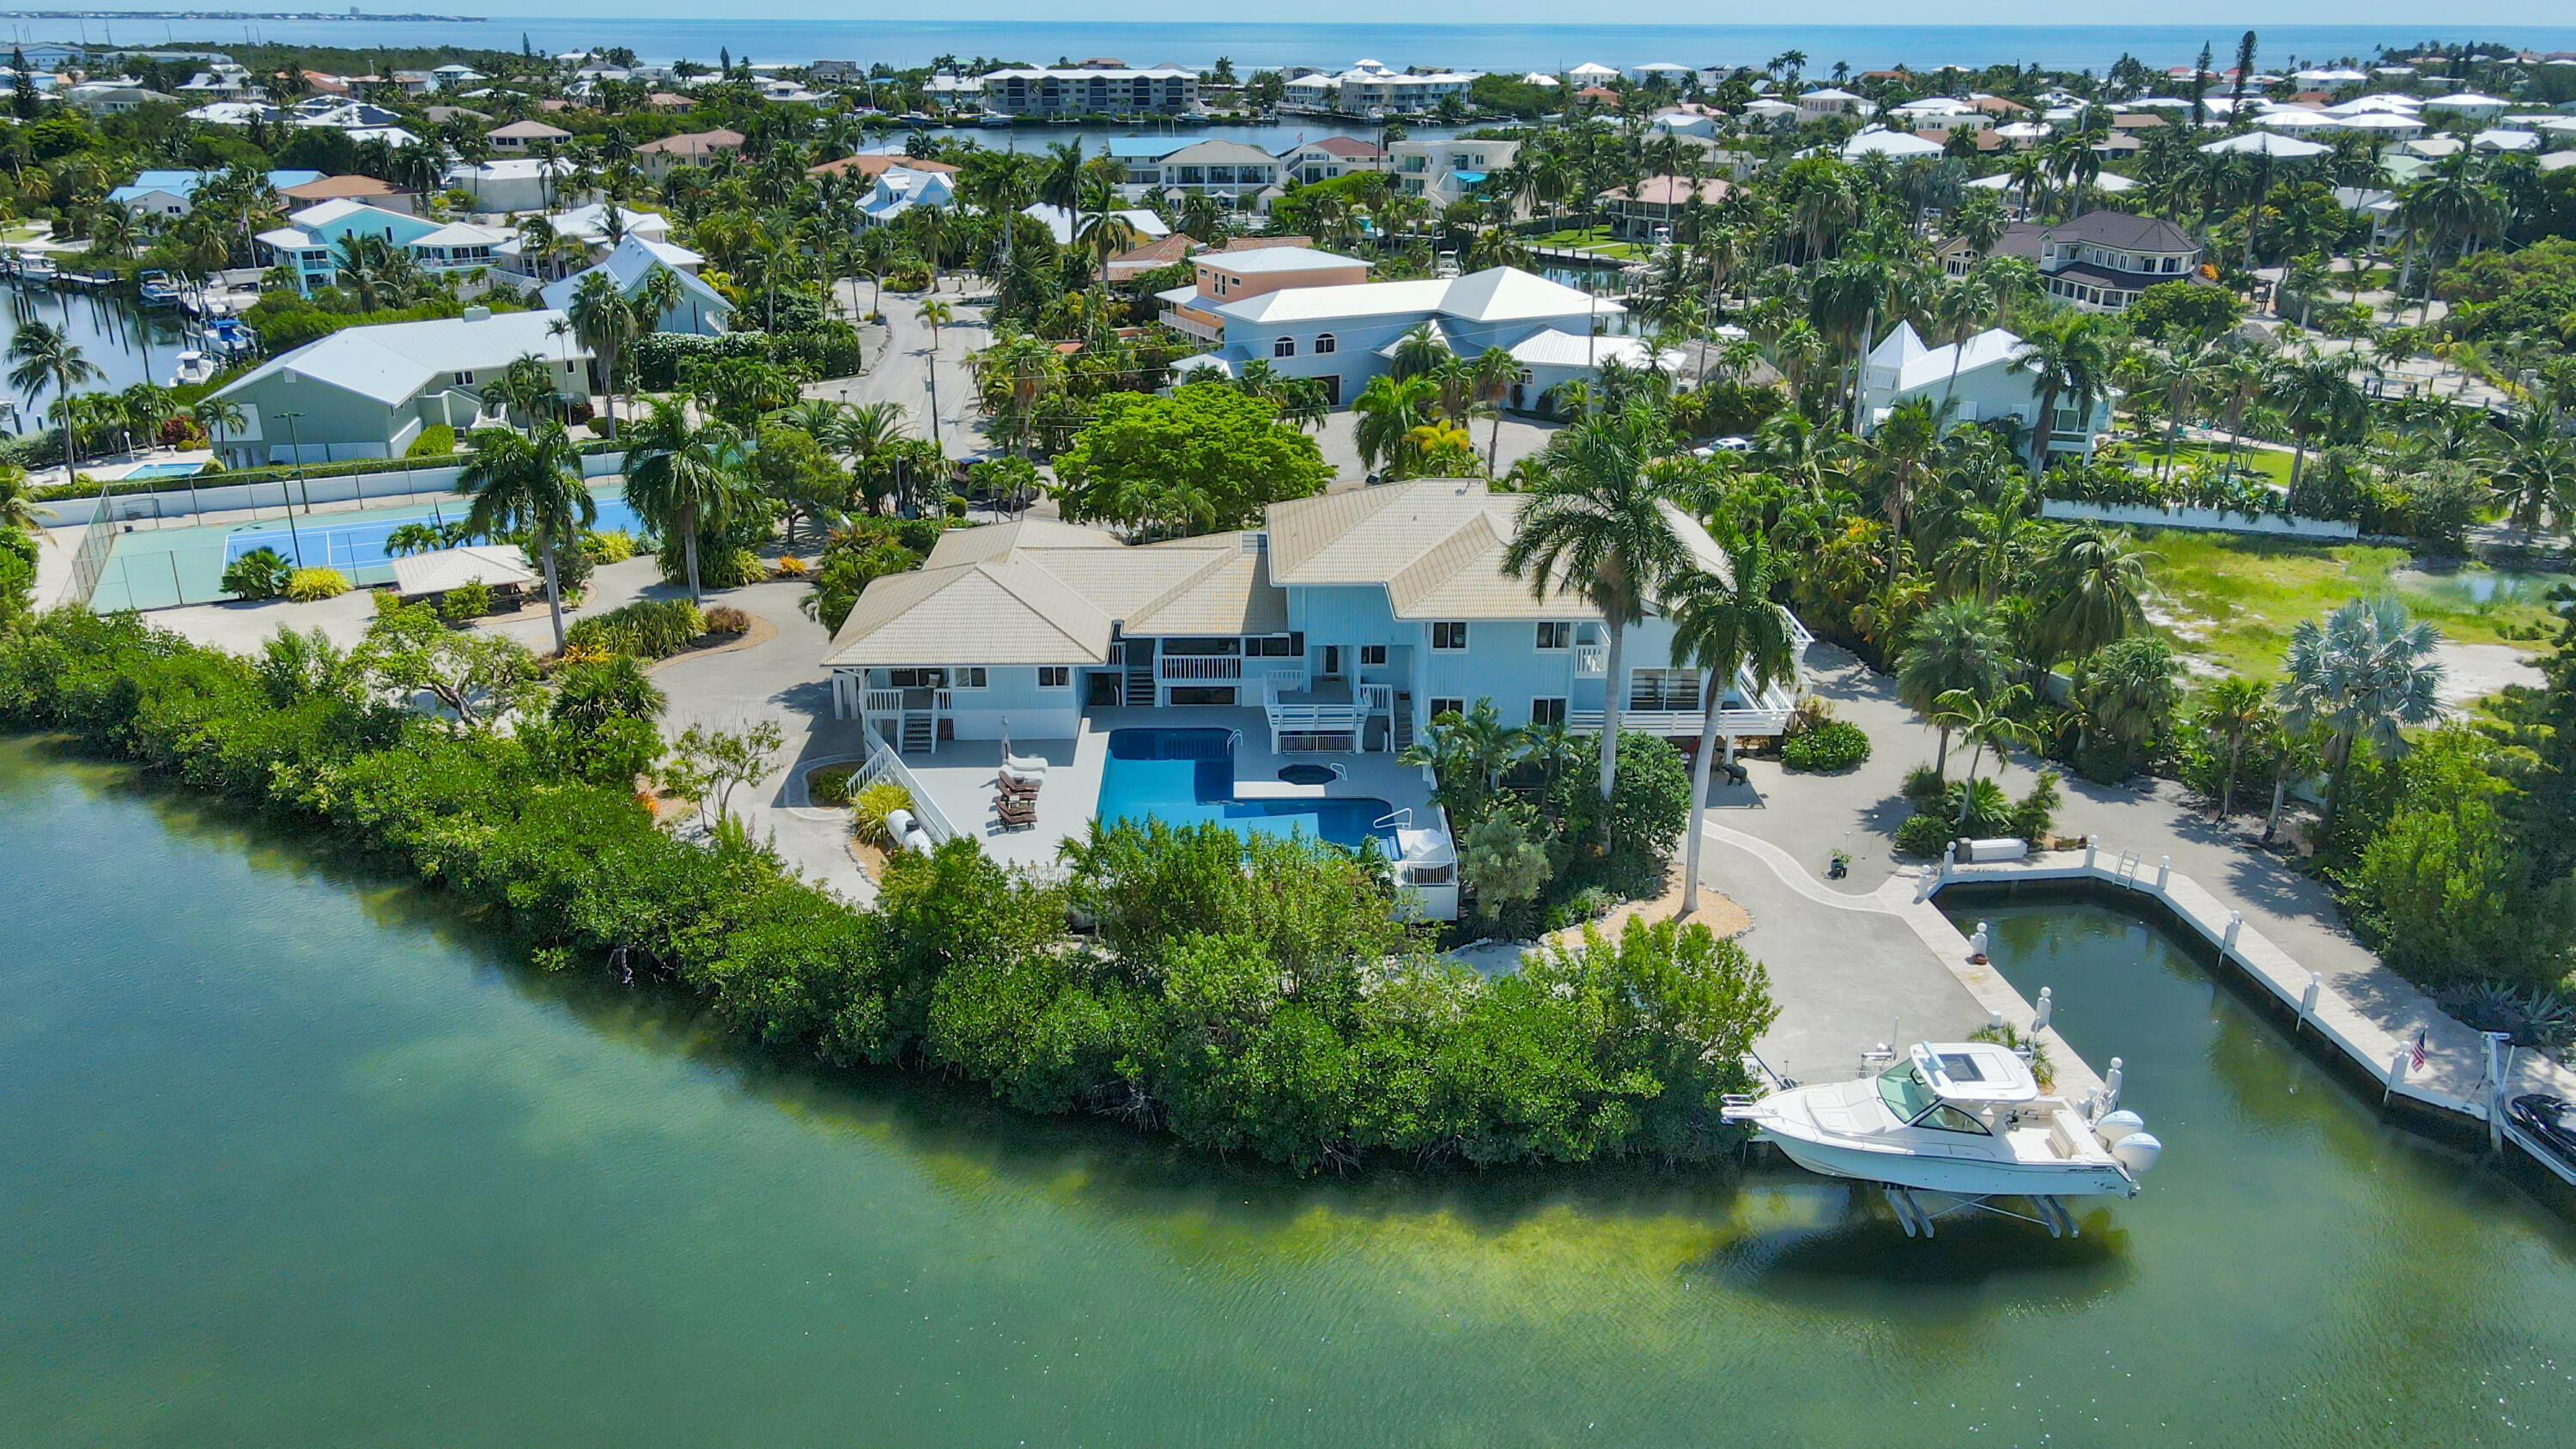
[810,59,864,85]
[486,119,571,152]
[643,91,696,113]
[1386,137,1520,210]
[817,478,1808,906]
[1157,246,1371,344]
[276,173,416,214]
[1174,265,1626,408]
[204,307,592,466]
[540,234,732,336]
[1104,231,1197,283]
[977,64,1197,116]
[389,70,439,95]
[1282,58,1479,115]
[493,204,672,280]
[1942,211,2205,313]
[1798,87,1874,120]
[175,62,256,99]
[807,150,957,183]
[1596,175,1731,241]
[1275,135,1383,184]
[852,165,957,227]
[446,158,594,214]
[1838,128,1947,160]
[1120,137,1282,200]
[108,167,323,219]
[1889,97,1994,132]
[1023,203,1171,248]
[64,82,179,117]
[1857,322,2115,461]
[256,199,494,292]
[638,127,745,178]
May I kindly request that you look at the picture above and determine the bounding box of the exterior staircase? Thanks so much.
[899,712,934,753]
[1124,641,1155,708]
[1392,692,1415,753]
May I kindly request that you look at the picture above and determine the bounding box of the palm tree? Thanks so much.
[2037,526,2154,664]
[2198,675,2273,819]
[1387,321,1450,381]
[1351,373,1440,477]
[2269,350,2364,493]
[1459,346,1522,475]
[1862,398,1941,576]
[2492,404,2576,542]
[7,321,104,480]
[565,270,635,429]
[622,398,749,605]
[2274,596,2445,825]
[1935,683,2038,826]
[1501,402,1690,817]
[2131,336,2218,484]
[458,422,594,653]
[1896,600,2010,776]
[2008,314,2110,482]
[1664,533,1798,914]
[916,297,951,349]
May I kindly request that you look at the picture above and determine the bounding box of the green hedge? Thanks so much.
[631,326,866,390]
[1780,720,1870,773]
[565,598,704,659]
[0,609,1777,1174]
[34,438,623,505]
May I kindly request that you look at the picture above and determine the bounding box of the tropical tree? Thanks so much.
[2269,349,2364,492]
[1664,532,1798,914]
[622,398,750,605]
[2036,525,2154,664]
[6,321,105,478]
[2197,674,2274,819]
[566,270,636,429]
[2007,314,2110,481]
[1459,346,1522,474]
[457,422,594,653]
[1351,372,1441,477]
[2274,596,2446,825]
[1895,600,2010,776]
[1935,683,2038,826]
[1501,402,1690,818]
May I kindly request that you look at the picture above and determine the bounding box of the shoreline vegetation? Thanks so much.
[0,608,1778,1174]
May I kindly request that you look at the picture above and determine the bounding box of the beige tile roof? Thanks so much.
[1127,548,1289,636]
[822,557,1114,667]
[924,516,1120,568]
[1269,478,1595,619]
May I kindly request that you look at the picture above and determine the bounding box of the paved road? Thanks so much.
[821,276,993,457]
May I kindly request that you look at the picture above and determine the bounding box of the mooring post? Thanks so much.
[2033,986,2053,1033]
[2385,1046,2409,1103]
[2155,855,2171,891]
[2297,971,2321,1033]
[2223,910,2243,952]
[2483,1032,2515,1155]
[2099,1056,2124,1115]
[2083,837,2099,870]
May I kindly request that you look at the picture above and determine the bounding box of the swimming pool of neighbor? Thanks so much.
[1097,728,1399,850]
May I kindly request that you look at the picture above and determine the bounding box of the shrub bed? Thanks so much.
[1780,719,1870,773]
[0,610,1779,1174]
[564,598,703,659]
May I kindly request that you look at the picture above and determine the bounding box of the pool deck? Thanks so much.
[884,706,1437,874]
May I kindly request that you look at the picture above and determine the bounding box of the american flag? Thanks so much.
[2410,1028,2428,1071]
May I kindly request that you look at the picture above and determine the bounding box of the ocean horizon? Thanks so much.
[21,18,2576,75]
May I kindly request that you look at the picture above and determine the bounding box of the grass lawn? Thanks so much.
[2117,436,2295,487]
[2138,529,2567,681]
[1528,228,1644,259]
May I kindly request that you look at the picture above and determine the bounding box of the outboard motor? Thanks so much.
[2093,1109,2146,1147]
[2110,1132,2163,1177]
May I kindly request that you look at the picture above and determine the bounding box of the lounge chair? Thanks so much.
[999,771,1041,800]
[999,760,1046,790]
[1001,748,1049,777]
[996,796,1037,831]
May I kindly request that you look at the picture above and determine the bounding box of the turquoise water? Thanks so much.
[1097,727,1398,849]
[7,738,2575,1446]
[88,480,636,612]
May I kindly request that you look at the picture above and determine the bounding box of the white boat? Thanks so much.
[1724,1041,2162,1202]
[167,350,216,387]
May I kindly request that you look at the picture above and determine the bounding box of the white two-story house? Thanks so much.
[1857,322,2116,460]
[821,480,1808,761]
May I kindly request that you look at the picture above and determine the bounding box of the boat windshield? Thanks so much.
[1874,1063,1993,1135]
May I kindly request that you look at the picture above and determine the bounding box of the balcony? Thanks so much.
[1573,644,1607,677]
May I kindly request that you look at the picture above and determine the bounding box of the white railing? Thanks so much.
[1570,706,1792,737]
[855,716,956,845]
[1158,655,1242,681]
[1255,662,1309,691]
[863,688,906,715]
[1573,644,1607,677]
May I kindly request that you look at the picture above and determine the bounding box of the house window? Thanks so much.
[1628,668,1703,711]
[1530,697,1567,727]
[1273,336,1297,358]
[887,668,945,688]
[1169,685,1236,706]
[1534,621,1571,650]
[1359,644,1387,667]
[951,667,988,690]
[453,370,472,386]
[1247,636,1297,656]
[1428,697,1465,720]
[1313,332,1336,355]
[1037,666,1070,687]
[1431,621,1468,650]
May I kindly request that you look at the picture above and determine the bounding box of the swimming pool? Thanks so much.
[119,461,208,480]
[1097,729,1398,849]
[222,484,642,573]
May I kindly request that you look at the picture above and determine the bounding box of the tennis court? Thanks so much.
[87,482,641,612]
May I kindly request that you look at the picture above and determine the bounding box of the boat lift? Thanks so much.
[1881,1185,2081,1239]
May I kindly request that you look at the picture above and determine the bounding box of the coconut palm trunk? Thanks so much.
[1597,615,1626,806]
[1680,682,1721,914]
[679,501,702,605]
[538,521,567,653]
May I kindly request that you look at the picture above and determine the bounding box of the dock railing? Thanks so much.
[854,715,957,845]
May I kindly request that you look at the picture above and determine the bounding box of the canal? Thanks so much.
[4,737,2571,1446]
